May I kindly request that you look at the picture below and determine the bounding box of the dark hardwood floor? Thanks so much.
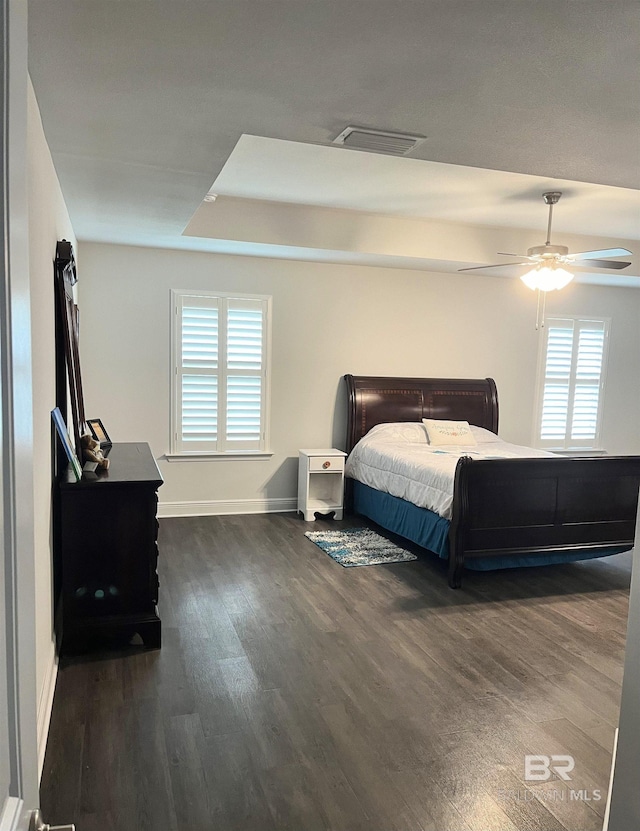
[41,513,632,831]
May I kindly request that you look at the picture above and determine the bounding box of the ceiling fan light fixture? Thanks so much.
[521,264,574,292]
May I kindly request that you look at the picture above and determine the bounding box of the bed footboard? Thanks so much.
[448,455,640,588]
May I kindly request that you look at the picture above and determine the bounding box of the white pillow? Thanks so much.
[365,422,428,443]
[469,425,501,444]
[422,418,477,446]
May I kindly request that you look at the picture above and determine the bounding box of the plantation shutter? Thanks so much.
[172,291,269,453]
[571,325,605,442]
[178,296,220,450]
[540,322,574,442]
[538,318,607,449]
[225,298,265,448]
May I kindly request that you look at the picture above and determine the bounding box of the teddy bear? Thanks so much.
[81,433,110,470]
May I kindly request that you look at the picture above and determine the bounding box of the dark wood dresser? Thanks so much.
[58,442,163,653]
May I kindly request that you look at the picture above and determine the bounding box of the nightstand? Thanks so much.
[298,449,347,521]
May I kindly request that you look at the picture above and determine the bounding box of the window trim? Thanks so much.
[533,315,610,451]
[170,289,272,457]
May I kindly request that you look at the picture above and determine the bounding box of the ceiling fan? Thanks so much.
[459,191,632,292]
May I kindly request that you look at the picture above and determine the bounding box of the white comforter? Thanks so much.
[345,422,555,520]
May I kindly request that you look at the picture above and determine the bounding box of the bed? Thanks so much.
[344,374,640,588]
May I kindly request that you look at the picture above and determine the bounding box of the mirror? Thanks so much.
[55,240,86,460]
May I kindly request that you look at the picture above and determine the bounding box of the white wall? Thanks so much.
[77,242,640,515]
[27,79,77,774]
[605,501,640,830]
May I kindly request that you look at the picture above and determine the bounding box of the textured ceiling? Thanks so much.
[28,0,640,280]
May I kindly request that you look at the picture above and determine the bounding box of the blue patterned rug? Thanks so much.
[304,528,417,567]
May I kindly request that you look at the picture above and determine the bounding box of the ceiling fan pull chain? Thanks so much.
[534,288,546,330]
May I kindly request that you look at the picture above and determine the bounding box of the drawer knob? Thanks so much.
[322,460,331,469]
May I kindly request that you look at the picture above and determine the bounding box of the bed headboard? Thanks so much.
[344,375,499,453]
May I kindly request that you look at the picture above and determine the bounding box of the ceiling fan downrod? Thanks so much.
[542,191,562,246]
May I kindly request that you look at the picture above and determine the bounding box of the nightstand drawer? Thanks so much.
[308,455,344,472]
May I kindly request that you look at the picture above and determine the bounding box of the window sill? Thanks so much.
[163,450,274,462]
[549,448,608,457]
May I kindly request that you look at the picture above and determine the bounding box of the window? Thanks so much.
[170,290,271,455]
[535,316,609,450]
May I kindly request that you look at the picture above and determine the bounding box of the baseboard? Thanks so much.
[158,497,298,518]
[37,641,58,782]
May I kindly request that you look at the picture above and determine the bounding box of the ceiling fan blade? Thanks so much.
[458,261,530,272]
[570,259,632,271]
[570,248,632,260]
[497,252,531,258]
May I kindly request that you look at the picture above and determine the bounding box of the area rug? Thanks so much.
[304,528,417,567]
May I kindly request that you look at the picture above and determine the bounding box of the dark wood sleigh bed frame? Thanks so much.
[345,374,640,588]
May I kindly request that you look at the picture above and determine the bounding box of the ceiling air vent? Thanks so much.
[332,126,426,156]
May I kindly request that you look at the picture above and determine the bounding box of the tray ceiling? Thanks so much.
[28,1,640,285]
